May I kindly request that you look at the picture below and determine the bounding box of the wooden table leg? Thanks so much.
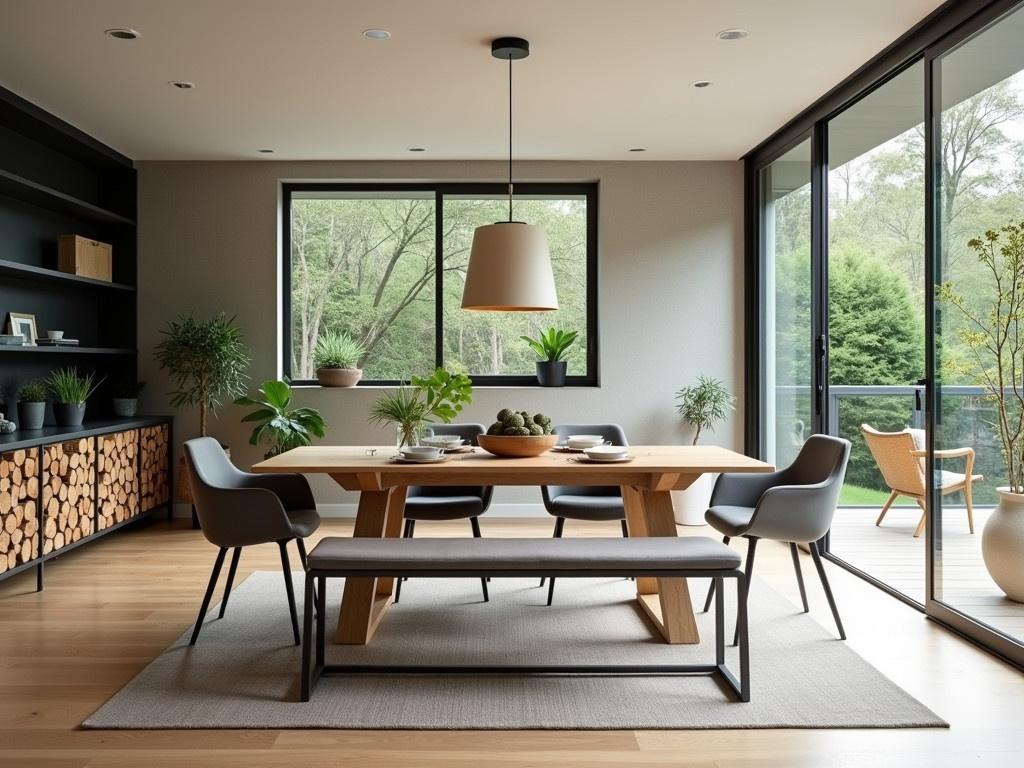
[622,485,700,644]
[335,486,407,644]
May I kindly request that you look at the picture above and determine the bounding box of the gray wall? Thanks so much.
[136,160,744,515]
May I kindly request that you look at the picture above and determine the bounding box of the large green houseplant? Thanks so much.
[369,368,473,449]
[672,376,736,525]
[235,379,326,458]
[938,220,1024,601]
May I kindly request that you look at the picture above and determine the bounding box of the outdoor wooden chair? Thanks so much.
[860,424,982,538]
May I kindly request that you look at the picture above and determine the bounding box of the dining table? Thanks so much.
[252,444,774,646]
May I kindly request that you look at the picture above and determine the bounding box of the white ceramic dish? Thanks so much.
[570,454,635,464]
[390,454,450,464]
[421,436,464,448]
[400,446,443,459]
[567,434,606,449]
[583,445,630,460]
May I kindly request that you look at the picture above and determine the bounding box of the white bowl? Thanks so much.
[422,435,464,448]
[567,434,605,448]
[47,330,64,340]
[401,446,443,459]
[583,445,629,460]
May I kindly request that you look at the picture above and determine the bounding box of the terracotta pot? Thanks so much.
[317,367,362,387]
[983,488,1024,602]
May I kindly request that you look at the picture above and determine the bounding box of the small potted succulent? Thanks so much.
[520,327,578,387]
[235,378,326,458]
[17,379,48,430]
[672,376,735,525]
[47,367,104,427]
[113,380,145,418]
[314,330,366,387]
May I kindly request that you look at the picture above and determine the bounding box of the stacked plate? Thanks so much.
[578,445,633,463]
[391,446,450,464]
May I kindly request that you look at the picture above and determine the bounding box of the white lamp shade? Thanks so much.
[461,222,559,311]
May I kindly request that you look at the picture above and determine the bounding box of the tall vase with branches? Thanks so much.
[938,220,1024,601]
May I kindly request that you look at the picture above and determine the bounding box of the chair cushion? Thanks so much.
[705,505,756,537]
[286,507,321,538]
[307,536,742,573]
[548,494,625,521]
[404,495,485,521]
[936,470,983,489]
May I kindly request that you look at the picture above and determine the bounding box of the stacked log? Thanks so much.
[0,448,40,573]
[98,430,139,530]
[42,439,95,554]
[141,425,170,511]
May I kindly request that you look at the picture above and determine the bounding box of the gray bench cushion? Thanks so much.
[307,536,740,573]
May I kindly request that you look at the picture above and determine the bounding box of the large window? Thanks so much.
[282,183,597,385]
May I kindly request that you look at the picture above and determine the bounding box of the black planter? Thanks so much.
[53,402,86,427]
[536,360,568,387]
[17,401,46,430]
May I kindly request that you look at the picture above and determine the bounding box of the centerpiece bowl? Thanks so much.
[477,434,558,458]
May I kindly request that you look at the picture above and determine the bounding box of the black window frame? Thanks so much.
[281,181,599,387]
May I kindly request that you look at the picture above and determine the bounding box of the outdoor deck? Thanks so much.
[829,505,1024,638]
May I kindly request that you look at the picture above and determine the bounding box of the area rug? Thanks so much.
[83,572,946,729]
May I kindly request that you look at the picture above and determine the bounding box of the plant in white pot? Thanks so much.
[314,330,365,387]
[938,220,1024,601]
[671,376,735,525]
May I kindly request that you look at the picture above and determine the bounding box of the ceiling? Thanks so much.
[0,0,947,162]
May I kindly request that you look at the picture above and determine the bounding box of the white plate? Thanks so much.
[422,438,465,448]
[390,454,451,464]
[570,454,635,464]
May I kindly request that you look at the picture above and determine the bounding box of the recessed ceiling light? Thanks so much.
[408,147,426,152]
[691,80,713,89]
[628,148,646,152]
[363,29,391,40]
[105,27,139,40]
[168,80,195,89]
[716,28,749,40]
[258,149,275,154]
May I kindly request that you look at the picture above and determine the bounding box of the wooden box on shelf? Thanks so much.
[58,235,112,282]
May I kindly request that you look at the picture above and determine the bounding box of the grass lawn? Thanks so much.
[839,484,913,507]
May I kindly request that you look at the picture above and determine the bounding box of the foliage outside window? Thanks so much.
[284,184,596,384]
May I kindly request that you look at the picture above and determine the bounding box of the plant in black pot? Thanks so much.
[47,367,104,427]
[113,380,145,418]
[17,379,48,430]
[520,327,578,387]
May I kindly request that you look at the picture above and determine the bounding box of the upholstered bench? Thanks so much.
[300,536,749,702]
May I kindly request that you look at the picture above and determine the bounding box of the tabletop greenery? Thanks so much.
[313,330,365,370]
[47,367,104,406]
[369,368,473,448]
[675,376,735,446]
[155,313,250,437]
[235,379,326,458]
[17,379,48,403]
[520,327,578,362]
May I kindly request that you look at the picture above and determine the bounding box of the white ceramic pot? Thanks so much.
[983,488,1024,603]
[671,473,717,526]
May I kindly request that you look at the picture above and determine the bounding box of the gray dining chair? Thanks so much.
[183,436,321,646]
[396,423,492,603]
[540,423,630,606]
[702,434,851,641]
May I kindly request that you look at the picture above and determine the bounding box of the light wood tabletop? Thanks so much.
[253,444,774,647]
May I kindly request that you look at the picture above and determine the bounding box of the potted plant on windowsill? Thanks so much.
[672,375,735,525]
[314,330,365,387]
[520,327,578,387]
[17,379,48,430]
[47,367,104,427]
[235,379,326,458]
[112,380,145,418]
[938,220,1024,602]
[155,313,250,505]
[369,368,473,449]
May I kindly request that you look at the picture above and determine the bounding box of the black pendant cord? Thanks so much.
[508,55,513,222]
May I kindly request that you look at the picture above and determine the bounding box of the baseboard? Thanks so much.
[172,502,550,519]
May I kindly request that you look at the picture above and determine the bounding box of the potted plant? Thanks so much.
[520,327,578,387]
[47,367,104,427]
[17,379,48,430]
[314,330,365,387]
[369,368,473,449]
[112,380,145,418]
[235,379,326,458]
[938,220,1024,601]
[155,313,250,503]
[671,376,736,525]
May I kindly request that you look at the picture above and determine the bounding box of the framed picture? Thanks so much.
[5,312,37,346]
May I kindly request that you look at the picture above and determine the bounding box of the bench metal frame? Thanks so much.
[300,567,750,703]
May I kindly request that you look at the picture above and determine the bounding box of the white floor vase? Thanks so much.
[982,488,1024,603]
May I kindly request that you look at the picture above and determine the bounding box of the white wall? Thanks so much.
[136,160,744,516]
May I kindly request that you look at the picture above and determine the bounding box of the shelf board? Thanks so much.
[0,345,135,355]
[0,258,135,292]
[0,168,135,226]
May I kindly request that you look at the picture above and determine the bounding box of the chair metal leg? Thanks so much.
[733,537,757,646]
[809,541,846,640]
[790,542,809,613]
[620,519,629,537]
[279,541,300,646]
[703,535,730,612]
[545,517,565,605]
[395,518,414,604]
[470,517,489,602]
[295,537,318,617]
[190,547,227,646]
[218,547,242,619]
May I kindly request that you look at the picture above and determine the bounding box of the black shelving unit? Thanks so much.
[0,82,138,417]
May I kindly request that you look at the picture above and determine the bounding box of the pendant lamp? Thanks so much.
[461,37,558,312]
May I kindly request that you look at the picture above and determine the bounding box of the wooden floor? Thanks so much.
[830,506,1024,636]
[1,516,1023,768]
